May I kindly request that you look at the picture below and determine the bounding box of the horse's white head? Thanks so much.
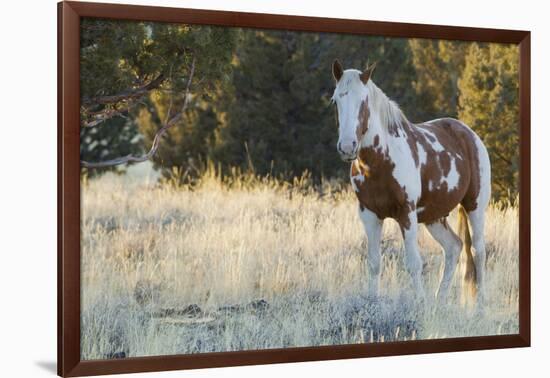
[331,59,376,162]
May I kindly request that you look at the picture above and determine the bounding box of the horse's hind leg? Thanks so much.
[467,208,487,307]
[426,218,462,303]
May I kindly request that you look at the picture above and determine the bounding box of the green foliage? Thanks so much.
[214,30,320,177]
[80,19,236,173]
[80,19,520,203]
[137,24,236,175]
[458,43,519,202]
[408,40,470,119]
[214,31,420,179]
[80,19,150,167]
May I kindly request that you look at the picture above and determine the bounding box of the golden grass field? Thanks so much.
[80,167,519,360]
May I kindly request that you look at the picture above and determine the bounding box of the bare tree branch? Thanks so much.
[81,57,196,169]
[82,102,134,128]
[81,73,166,108]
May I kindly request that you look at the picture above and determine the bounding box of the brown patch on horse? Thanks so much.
[402,122,419,167]
[356,100,370,140]
[410,118,481,222]
[352,145,414,231]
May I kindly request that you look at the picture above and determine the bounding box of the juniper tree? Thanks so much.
[458,43,519,202]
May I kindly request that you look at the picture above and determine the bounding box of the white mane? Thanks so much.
[365,79,407,131]
[332,69,407,132]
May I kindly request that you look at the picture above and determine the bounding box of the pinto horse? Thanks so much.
[331,60,491,306]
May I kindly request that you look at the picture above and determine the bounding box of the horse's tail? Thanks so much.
[457,205,477,307]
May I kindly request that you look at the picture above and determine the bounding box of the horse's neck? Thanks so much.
[359,113,409,163]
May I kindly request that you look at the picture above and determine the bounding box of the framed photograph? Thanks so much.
[58,1,530,376]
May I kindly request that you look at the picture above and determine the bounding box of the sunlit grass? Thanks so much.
[80,167,519,359]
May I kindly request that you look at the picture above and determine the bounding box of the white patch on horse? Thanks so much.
[472,130,492,207]
[389,133,420,202]
[421,129,445,152]
[442,157,460,191]
[350,173,364,193]
[417,142,427,167]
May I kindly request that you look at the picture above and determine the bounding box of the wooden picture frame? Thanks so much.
[58,1,531,376]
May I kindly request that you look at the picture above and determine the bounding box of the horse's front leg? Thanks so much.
[358,207,383,297]
[399,210,426,300]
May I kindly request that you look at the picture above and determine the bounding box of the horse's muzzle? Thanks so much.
[337,140,358,161]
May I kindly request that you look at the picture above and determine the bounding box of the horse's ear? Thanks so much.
[360,61,377,84]
[332,59,344,82]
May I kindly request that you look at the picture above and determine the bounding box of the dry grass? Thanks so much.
[80,168,519,360]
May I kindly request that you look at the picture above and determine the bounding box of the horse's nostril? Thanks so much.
[352,141,357,148]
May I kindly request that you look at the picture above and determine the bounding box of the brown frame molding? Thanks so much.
[58,1,531,376]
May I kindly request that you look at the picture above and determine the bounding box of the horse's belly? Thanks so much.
[416,187,467,223]
[354,182,410,221]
